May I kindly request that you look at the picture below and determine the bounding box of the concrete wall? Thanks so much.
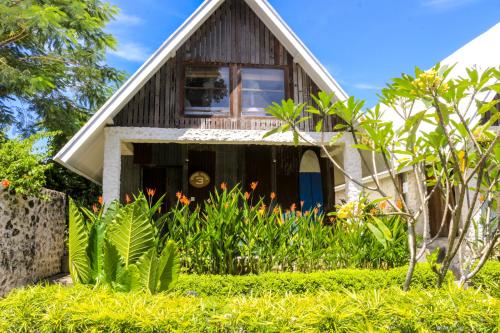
[0,189,66,297]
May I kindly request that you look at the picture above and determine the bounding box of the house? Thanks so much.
[55,0,364,211]
[333,22,500,238]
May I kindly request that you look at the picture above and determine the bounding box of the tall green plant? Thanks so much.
[68,194,180,294]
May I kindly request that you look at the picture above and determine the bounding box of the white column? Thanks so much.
[102,128,121,204]
[343,136,363,202]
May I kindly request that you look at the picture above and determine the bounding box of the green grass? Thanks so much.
[0,284,498,332]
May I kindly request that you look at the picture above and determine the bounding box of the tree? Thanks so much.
[0,0,125,144]
[266,65,500,290]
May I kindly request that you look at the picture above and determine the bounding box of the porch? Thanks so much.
[102,127,363,210]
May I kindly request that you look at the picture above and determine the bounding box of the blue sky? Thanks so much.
[106,0,500,106]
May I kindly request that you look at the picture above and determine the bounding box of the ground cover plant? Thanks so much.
[0,283,498,332]
[154,184,408,274]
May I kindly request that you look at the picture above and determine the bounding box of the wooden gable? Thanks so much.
[113,0,340,131]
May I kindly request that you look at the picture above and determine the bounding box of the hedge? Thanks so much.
[0,285,498,332]
[173,262,500,297]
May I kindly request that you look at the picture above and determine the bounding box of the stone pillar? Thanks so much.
[103,128,121,204]
[343,137,362,202]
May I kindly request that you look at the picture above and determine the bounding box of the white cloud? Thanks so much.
[422,0,478,10]
[112,13,144,26]
[109,42,150,62]
[351,83,383,91]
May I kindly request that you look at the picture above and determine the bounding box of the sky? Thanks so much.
[106,0,500,107]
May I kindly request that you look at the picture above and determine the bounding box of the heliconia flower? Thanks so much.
[290,203,297,212]
[273,207,280,214]
[313,207,319,215]
[244,191,250,200]
[146,188,156,197]
[296,211,302,217]
[220,182,228,191]
[1,179,10,189]
[396,199,403,210]
[176,192,182,200]
[125,194,131,204]
[258,204,266,215]
[270,192,276,200]
[98,196,104,206]
[250,181,259,191]
[92,204,99,213]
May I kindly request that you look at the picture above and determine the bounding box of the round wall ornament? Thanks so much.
[189,171,211,189]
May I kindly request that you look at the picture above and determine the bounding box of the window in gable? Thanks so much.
[241,68,285,117]
[184,66,230,116]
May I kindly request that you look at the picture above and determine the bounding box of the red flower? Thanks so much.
[220,182,228,191]
[1,179,10,189]
[98,196,104,206]
[290,203,297,212]
[92,204,99,213]
[176,192,182,200]
[396,199,403,210]
[146,188,156,197]
[180,195,190,206]
[244,192,251,200]
[125,194,131,204]
[270,192,276,200]
[250,181,259,191]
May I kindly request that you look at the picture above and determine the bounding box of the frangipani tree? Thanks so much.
[266,65,500,290]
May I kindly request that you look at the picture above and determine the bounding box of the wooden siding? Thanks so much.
[113,0,341,132]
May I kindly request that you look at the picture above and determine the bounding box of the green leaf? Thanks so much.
[367,223,387,249]
[102,239,122,285]
[68,198,92,284]
[157,241,180,292]
[107,201,155,267]
[136,248,159,294]
[373,217,393,242]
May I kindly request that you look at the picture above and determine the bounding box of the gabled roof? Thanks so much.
[54,0,348,184]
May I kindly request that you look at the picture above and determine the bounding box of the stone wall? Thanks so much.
[0,189,66,297]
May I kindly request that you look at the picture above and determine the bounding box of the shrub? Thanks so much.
[172,264,447,297]
[470,261,500,297]
[164,185,409,274]
[0,284,497,332]
[0,133,53,197]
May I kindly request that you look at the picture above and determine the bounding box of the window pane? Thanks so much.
[241,68,285,116]
[185,66,230,115]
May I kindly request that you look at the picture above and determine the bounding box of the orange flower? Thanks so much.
[98,196,104,206]
[270,192,276,200]
[378,200,389,210]
[176,192,182,200]
[125,194,131,204]
[370,208,378,215]
[290,203,297,212]
[92,204,99,213]
[244,191,251,200]
[300,200,305,208]
[220,182,228,191]
[258,204,266,215]
[250,181,259,191]
[305,210,310,216]
[479,195,486,203]
[273,207,280,214]
[146,188,156,197]
[180,195,190,206]
[396,199,403,210]
[1,179,10,189]
[313,207,319,215]
[296,211,302,217]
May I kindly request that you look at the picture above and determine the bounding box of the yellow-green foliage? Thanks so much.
[0,284,498,332]
[173,264,448,296]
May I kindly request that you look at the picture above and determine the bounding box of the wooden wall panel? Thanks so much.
[113,0,341,131]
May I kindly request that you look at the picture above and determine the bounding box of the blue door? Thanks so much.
[299,150,323,212]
